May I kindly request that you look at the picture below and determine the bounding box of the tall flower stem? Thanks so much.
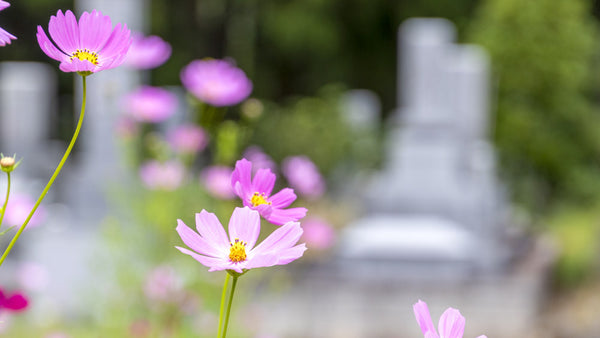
[0,172,11,227]
[0,75,88,267]
[221,275,239,338]
[216,273,230,338]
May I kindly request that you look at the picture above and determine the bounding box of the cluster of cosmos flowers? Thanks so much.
[0,5,487,337]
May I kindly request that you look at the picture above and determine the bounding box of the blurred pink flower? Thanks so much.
[201,166,235,199]
[181,59,252,107]
[139,160,185,191]
[36,10,131,74]
[1,194,46,229]
[413,300,487,338]
[301,217,335,250]
[282,156,325,199]
[243,146,277,174]
[16,262,49,292]
[115,117,139,139]
[0,1,16,46]
[231,158,307,225]
[144,265,183,302]
[122,86,178,123]
[125,33,171,69]
[175,207,306,273]
[167,124,208,154]
[0,288,28,312]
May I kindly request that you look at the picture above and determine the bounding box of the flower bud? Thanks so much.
[0,155,20,173]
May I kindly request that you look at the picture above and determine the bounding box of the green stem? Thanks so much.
[0,75,88,267]
[221,275,239,338]
[0,172,11,228]
[216,273,230,338]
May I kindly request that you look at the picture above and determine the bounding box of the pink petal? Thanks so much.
[59,58,95,73]
[231,158,253,199]
[49,10,79,54]
[98,23,131,63]
[175,219,225,257]
[245,253,278,269]
[425,332,440,338]
[251,221,303,255]
[227,207,261,250]
[36,26,66,61]
[79,10,113,52]
[252,168,276,196]
[266,207,307,225]
[269,188,297,208]
[438,308,465,338]
[0,27,16,47]
[3,293,27,311]
[195,210,229,247]
[275,243,307,264]
[413,300,436,336]
[0,1,9,11]
[175,246,228,271]
[254,203,273,220]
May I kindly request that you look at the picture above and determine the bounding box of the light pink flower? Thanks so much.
[243,146,277,174]
[121,86,178,123]
[201,166,235,199]
[301,217,335,250]
[167,124,208,154]
[16,262,49,292]
[1,194,46,229]
[36,10,131,74]
[125,33,171,69]
[144,265,183,302]
[175,207,306,274]
[231,158,307,226]
[413,300,487,338]
[139,160,185,191]
[181,59,252,107]
[0,1,16,46]
[282,156,325,199]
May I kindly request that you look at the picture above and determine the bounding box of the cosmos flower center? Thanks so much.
[229,239,247,263]
[250,192,271,207]
[71,49,99,65]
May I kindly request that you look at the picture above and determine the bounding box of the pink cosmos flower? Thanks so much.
[0,1,16,46]
[301,217,336,250]
[180,59,252,107]
[414,300,487,338]
[36,10,131,74]
[175,207,306,273]
[0,194,46,229]
[0,288,28,312]
[122,86,178,123]
[201,166,235,199]
[139,160,185,191]
[167,124,208,154]
[243,146,277,174]
[125,33,171,69]
[282,156,326,199]
[231,158,307,226]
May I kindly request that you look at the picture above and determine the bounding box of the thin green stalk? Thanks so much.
[0,172,11,227]
[221,275,239,338]
[0,75,88,267]
[216,273,230,338]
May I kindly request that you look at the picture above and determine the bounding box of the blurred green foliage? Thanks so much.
[468,0,600,212]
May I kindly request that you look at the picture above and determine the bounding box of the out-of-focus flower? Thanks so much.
[125,33,171,69]
[413,300,487,338]
[181,59,252,107]
[243,146,277,174]
[36,10,131,74]
[139,160,185,191]
[144,265,183,303]
[231,158,307,225]
[201,166,235,199]
[301,217,335,250]
[16,262,49,292]
[115,117,139,139]
[282,156,325,199]
[0,288,28,312]
[122,86,178,123]
[167,124,208,154]
[0,1,16,46]
[175,207,306,273]
[0,194,46,229]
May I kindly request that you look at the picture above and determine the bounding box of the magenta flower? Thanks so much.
[180,59,252,107]
[139,160,185,191]
[36,10,131,74]
[0,288,28,312]
[414,300,487,338]
[122,86,178,123]
[301,217,336,250]
[167,124,208,154]
[231,158,307,225]
[125,33,171,69]
[282,156,326,199]
[0,1,16,46]
[0,194,46,229]
[201,166,235,199]
[175,207,306,273]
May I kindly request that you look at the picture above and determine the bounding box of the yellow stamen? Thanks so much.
[229,239,247,263]
[250,192,271,207]
[71,49,99,65]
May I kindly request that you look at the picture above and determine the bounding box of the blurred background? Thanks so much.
[1,0,600,337]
